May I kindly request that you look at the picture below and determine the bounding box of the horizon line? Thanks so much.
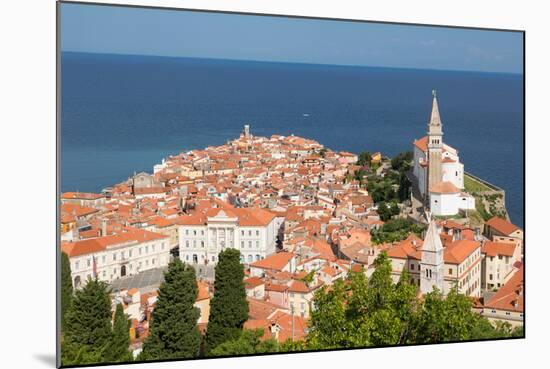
[60,50,524,76]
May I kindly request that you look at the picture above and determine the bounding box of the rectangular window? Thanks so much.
[87,259,91,267]
[113,253,116,261]
[129,250,132,258]
[448,268,452,275]
[75,261,79,270]
[102,255,106,263]
[256,230,260,236]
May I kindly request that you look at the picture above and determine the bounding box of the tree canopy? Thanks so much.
[210,329,279,356]
[61,251,73,333]
[371,219,426,244]
[204,248,249,355]
[61,278,113,365]
[140,258,201,361]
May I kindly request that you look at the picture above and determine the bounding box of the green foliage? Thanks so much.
[306,252,518,350]
[61,252,73,333]
[105,303,133,363]
[370,219,426,244]
[377,201,400,221]
[140,258,201,361]
[367,175,397,203]
[356,151,372,167]
[279,338,309,352]
[62,278,113,365]
[398,172,412,202]
[307,279,350,349]
[210,329,279,356]
[204,248,249,355]
[308,252,417,348]
[391,151,413,172]
[464,174,492,193]
[319,148,327,158]
[300,269,316,284]
[410,287,480,343]
[354,168,368,183]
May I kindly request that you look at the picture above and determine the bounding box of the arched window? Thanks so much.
[74,276,81,288]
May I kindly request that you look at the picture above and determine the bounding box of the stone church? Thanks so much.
[412,91,475,216]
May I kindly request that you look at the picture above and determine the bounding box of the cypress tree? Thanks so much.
[140,258,201,360]
[106,303,133,363]
[60,251,73,333]
[205,248,248,355]
[62,278,113,365]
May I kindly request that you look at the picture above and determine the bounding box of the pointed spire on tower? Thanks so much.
[429,89,442,128]
[422,220,443,252]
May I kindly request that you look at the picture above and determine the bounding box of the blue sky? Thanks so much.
[60,3,523,74]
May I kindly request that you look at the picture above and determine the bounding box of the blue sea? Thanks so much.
[61,52,524,227]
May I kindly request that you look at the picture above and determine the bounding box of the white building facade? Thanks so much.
[62,228,171,288]
[178,207,279,265]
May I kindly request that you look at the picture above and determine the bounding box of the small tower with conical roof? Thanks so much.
[426,90,444,205]
[420,218,444,295]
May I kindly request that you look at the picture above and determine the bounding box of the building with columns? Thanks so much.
[412,91,475,216]
[177,203,279,265]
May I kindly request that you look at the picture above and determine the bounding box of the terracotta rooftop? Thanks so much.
[486,216,520,236]
[250,252,295,271]
[429,181,460,194]
[482,241,517,257]
[484,267,524,312]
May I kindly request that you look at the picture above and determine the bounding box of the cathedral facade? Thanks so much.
[412,92,475,216]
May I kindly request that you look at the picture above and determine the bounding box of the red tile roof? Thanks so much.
[444,239,480,264]
[485,267,524,312]
[62,192,105,200]
[250,252,294,271]
[61,227,167,257]
[486,216,520,236]
[430,181,460,194]
[482,241,517,257]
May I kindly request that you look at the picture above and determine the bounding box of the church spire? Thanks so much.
[420,219,445,295]
[428,89,443,135]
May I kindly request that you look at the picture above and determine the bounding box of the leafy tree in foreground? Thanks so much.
[307,278,350,349]
[61,251,73,333]
[210,329,278,356]
[205,248,249,355]
[306,251,513,350]
[61,278,113,365]
[140,258,201,360]
[105,303,133,363]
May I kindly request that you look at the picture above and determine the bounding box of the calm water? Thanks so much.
[61,52,524,226]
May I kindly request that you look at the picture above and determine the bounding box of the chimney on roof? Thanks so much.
[101,218,108,237]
